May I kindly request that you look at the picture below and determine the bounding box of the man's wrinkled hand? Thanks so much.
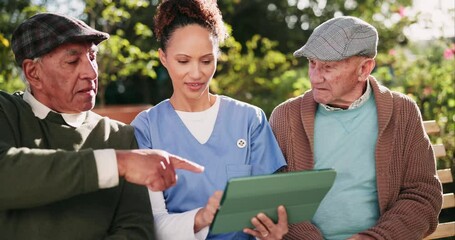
[116,149,204,191]
[243,205,288,240]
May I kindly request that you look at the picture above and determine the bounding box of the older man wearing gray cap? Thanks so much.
[270,16,442,239]
[0,12,204,239]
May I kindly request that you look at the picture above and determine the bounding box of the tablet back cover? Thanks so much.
[209,169,336,234]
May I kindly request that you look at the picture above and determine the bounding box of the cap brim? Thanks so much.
[293,46,306,58]
[70,33,109,45]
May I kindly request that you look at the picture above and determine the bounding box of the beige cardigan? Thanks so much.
[269,76,442,240]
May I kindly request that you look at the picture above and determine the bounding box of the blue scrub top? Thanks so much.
[132,96,286,239]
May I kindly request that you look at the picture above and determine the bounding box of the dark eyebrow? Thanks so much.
[175,53,214,58]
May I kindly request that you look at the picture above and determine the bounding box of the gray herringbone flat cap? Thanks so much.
[294,16,378,61]
[12,12,109,67]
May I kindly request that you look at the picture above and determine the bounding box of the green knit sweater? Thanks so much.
[0,91,154,240]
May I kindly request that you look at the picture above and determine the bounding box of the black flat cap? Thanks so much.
[12,12,109,67]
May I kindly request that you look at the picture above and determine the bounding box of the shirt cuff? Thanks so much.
[187,208,210,240]
[195,226,210,240]
[94,149,119,188]
[192,208,210,240]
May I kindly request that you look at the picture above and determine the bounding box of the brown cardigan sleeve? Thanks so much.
[270,97,324,240]
[360,93,442,239]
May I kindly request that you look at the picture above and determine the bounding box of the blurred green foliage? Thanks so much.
[375,41,455,168]
[213,33,310,115]
[0,0,453,166]
[0,0,46,93]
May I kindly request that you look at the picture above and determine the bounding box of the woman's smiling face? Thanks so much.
[159,24,218,103]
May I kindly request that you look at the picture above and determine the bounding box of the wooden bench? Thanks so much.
[92,104,152,124]
[423,120,455,239]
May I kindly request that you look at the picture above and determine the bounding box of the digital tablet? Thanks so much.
[209,169,336,234]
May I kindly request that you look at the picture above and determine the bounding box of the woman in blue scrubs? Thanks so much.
[131,0,288,239]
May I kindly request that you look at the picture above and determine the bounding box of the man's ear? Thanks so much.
[358,58,376,81]
[22,59,43,89]
[158,48,167,68]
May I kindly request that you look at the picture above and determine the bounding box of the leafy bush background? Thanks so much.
[1,0,453,168]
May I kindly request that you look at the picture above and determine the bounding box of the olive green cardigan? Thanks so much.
[0,91,154,240]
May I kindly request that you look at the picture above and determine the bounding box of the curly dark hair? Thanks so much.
[154,0,228,50]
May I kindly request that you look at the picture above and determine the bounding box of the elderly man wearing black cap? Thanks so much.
[0,12,204,239]
[270,16,442,239]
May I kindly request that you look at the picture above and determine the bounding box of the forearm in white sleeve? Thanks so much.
[150,190,209,240]
[93,149,119,189]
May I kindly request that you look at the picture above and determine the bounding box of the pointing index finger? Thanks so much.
[169,154,204,173]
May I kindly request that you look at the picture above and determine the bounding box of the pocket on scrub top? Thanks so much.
[226,164,252,180]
